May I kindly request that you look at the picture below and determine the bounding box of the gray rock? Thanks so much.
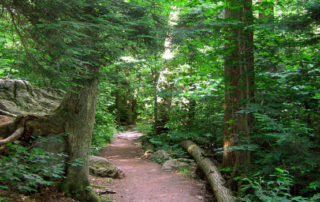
[162,159,189,171]
[89,156,125,179]
[143,142,155,152]
[176,158,196,164]
[162,158,197,173]
[0,79,64,116]
[150,150,170,163]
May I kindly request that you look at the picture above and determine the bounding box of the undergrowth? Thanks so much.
[136,120,154,135]
[91,82,116,155]
[240,168,320,202]
[145,133,189,159]
[0,139,66,194]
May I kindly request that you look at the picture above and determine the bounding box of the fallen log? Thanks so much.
[181,140,235,202]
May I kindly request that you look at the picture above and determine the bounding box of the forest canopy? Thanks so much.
[0,0,319,201]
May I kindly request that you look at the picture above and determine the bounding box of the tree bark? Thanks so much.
[115,90,121,125]
[151,63,160,134]
[59,77,99,201]
[127,92,137,125]
[154,84,159,133]
[181,140,235,202]
[131,97,137,125]
[223,0,254,169]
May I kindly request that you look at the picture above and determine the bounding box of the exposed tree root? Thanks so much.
[0,79,98,201]
[0,119,15,133]
[0,126,24,145]
[0,109,17,117]
[0,115,24,140]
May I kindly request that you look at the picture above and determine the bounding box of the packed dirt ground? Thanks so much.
[90,130,211,202]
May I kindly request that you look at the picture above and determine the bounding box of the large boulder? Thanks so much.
[0,79,66,153]
[89,156,125,179]
[0,79,64,116]
[150,150,170,163]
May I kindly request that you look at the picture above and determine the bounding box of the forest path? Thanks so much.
[91,130,207,202]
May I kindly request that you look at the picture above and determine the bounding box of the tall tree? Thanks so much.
[223,0,254,169]
[0,1,108,200]
[0,0,165,200]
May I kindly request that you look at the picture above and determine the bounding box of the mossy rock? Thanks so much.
[89,156,125,179]
[150,150,170,164]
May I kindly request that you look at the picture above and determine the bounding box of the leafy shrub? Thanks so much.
[0,197,8,202]
[136,120,154,135]
[241,168,320,202]
[148,134,188,159]
[249,109,320,196]
[0,143,66,194]
[92,129,114,155]
[91,82,116,154]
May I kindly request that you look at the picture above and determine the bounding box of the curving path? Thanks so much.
[91,130,208,202]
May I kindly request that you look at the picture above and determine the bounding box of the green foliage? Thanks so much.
[110,1,319,198]
[246,68,320,196]
[0,197,8,202]
[136,120,154,135]
[0,0,167,88]
[241,169,320,202]
[147,134,188,159]
[91,81,116,154]
[1,0,320,199]
[177,167,191,177]
[68,158,84,168]
[0,142,66,194]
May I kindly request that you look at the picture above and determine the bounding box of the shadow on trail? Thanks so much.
[93,130,207,202]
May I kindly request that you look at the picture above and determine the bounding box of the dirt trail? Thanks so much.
[92,130,207,202]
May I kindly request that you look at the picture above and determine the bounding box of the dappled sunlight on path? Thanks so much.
[116,130,144,140]
[93,130,208,202]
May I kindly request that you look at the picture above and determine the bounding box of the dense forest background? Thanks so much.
[0,0,319,201]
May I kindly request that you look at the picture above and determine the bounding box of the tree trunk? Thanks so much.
[223,0,254,168]
[187,62,196,128]
[59,77,100,201]
[115,90,121,125]
[151,64,160,134]
[127,96,133,125]
[154,85,159,133]
[131,97,137,125]
[182,140,235,202]
[0,78,101,201]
